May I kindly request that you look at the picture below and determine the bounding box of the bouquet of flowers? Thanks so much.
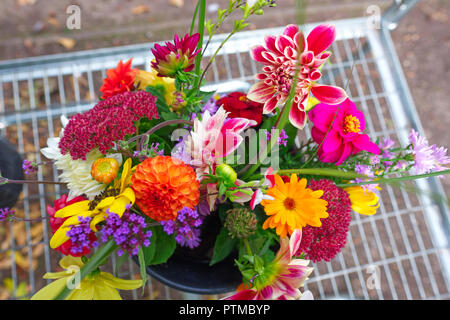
[1,0,449,300]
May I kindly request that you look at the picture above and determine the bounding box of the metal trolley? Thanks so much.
[0,0,448,300]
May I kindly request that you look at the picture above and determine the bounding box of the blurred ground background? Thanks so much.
[0,0,449,299]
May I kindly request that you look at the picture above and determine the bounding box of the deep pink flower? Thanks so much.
[151,33,201,77]
[59,91,158,160]
[309,98,380,165]
[248,24,347,129]
[225,229,313,300]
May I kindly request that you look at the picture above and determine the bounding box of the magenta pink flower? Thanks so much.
[151,33,201,77]
[309,98,380,165]
[225,229,313,300]
[247,24,347,129]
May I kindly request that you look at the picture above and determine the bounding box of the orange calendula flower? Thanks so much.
[91,158,120,184]
[261,174,328,237]
[131,156,200,222]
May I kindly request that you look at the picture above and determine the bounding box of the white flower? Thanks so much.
[41,115,122,200]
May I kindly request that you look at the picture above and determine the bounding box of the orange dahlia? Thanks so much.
[100,59,138,99]
[131,156,200,222]
[261,174,329,238]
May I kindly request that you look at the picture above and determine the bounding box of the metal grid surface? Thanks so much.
[0,17,449,300]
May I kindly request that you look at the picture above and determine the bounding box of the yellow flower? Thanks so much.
[50,158,135,249]
[30,256,142,300]
[344,186,380,215]
[135,69,178,106]
[261,174,329,238]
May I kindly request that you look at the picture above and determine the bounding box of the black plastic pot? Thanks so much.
[134,211,242,295]
[0,137,24,209]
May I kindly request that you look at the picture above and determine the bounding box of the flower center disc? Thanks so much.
[283,197,296,210]
[343,115,361,133]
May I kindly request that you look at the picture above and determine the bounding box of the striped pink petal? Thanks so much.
[307,24,337,55]
[310,83,347,105]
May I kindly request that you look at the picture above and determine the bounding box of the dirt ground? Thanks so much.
[0,0,449,300]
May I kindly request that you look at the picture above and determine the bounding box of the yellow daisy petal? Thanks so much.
[55,200,90,218]
[99,272,143,290]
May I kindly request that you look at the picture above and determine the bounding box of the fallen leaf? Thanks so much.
[17,0,36,6]
[47,16,60,28]
[132,5,150,15]
[169,0,184,8]
[57,37,76,50]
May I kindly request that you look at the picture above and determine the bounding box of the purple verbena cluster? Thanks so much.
[265,127,288,147]
[22,160,38,175]
[101,205,152,256]
[66,216,99,255]
[0,207,15,222]
[161,207,203,249]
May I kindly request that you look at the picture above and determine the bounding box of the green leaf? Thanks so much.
[210,227,238,266]
[141,225,176,265]
[138,247,148,296]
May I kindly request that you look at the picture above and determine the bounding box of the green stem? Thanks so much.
[190,1,200,35]
[276,168,366,179]
[336,169,450,188]
[193,0,206,89]
[243,238,253,256]
[54,239,118,300]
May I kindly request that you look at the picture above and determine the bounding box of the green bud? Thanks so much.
[224,208,258,239]
[215,164,237,185]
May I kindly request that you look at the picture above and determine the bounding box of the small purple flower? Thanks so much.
[379,137,395,159]
[409,129,450,175]
[66,216,99,255]
[161,207,204,249]
[101,208,152,256]
[0,207,15,222]
[266,128,288,147]
[352,164,378,193]
[22,160,38,175]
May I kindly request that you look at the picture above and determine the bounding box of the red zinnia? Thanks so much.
[47,194,97,257]
[294,179,352,262]
[216,92,264,125]
[100,59,139,99]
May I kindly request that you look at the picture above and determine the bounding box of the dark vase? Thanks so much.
[0,137,24,209]
[135,211,242,295]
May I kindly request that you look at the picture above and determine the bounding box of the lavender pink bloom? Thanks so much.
[409,129,450,175]
[0,207,15,222]
[248,24,347,129]
[309,98,380,165]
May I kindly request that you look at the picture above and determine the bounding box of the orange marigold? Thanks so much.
[261,174,329,238]
[131,156,200,222]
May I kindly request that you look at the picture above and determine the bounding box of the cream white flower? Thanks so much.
[41,115,122,200]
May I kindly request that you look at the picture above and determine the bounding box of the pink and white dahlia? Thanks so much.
[225,229,313,300]
[185,107,257,177]
[248,24,347,129]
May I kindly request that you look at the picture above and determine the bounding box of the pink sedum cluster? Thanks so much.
[59,91,158,160]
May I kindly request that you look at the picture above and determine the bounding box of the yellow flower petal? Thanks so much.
[55,200,90,218]
[59,256,84,269]
[49,226,71,249]
[90,211,108,232]
[31,278,69,300]
[96,196,116,209]
[121,187,136,204]
[99,272,143,290]
[108,196,131,217]
[120,158,132,193]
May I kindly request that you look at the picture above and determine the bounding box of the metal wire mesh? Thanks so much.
[0,17,449,300]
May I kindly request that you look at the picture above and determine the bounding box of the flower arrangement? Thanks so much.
[1,0,449,300]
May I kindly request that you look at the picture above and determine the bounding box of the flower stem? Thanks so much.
[276,168,366,179]
[53,239,118,300]
[193,0,206,89]
[1,179,66,185]
[336,169,450,188]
